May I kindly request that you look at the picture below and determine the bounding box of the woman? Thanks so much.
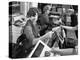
[16,7,53,58]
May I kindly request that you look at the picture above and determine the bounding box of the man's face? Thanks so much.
[52,18,62,25]
[46,10,50,14]
[31,13,38,23]
[45,5,51,14]
[67,10,74,15]
[34,13,38,22]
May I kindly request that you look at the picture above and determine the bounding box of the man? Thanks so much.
[38,5,52,36]
[50,9,78,56]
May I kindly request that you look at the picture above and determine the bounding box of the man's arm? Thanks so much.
[62,25,78,30]
[50,47,77,55]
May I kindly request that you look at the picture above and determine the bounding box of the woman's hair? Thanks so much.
[27,7,39,17]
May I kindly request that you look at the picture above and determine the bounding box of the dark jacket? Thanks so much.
[22,20,39,49]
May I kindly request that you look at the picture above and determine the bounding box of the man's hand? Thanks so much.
[46,31,54,38]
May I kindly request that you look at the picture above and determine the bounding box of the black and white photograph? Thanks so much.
[9,1,78,59]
